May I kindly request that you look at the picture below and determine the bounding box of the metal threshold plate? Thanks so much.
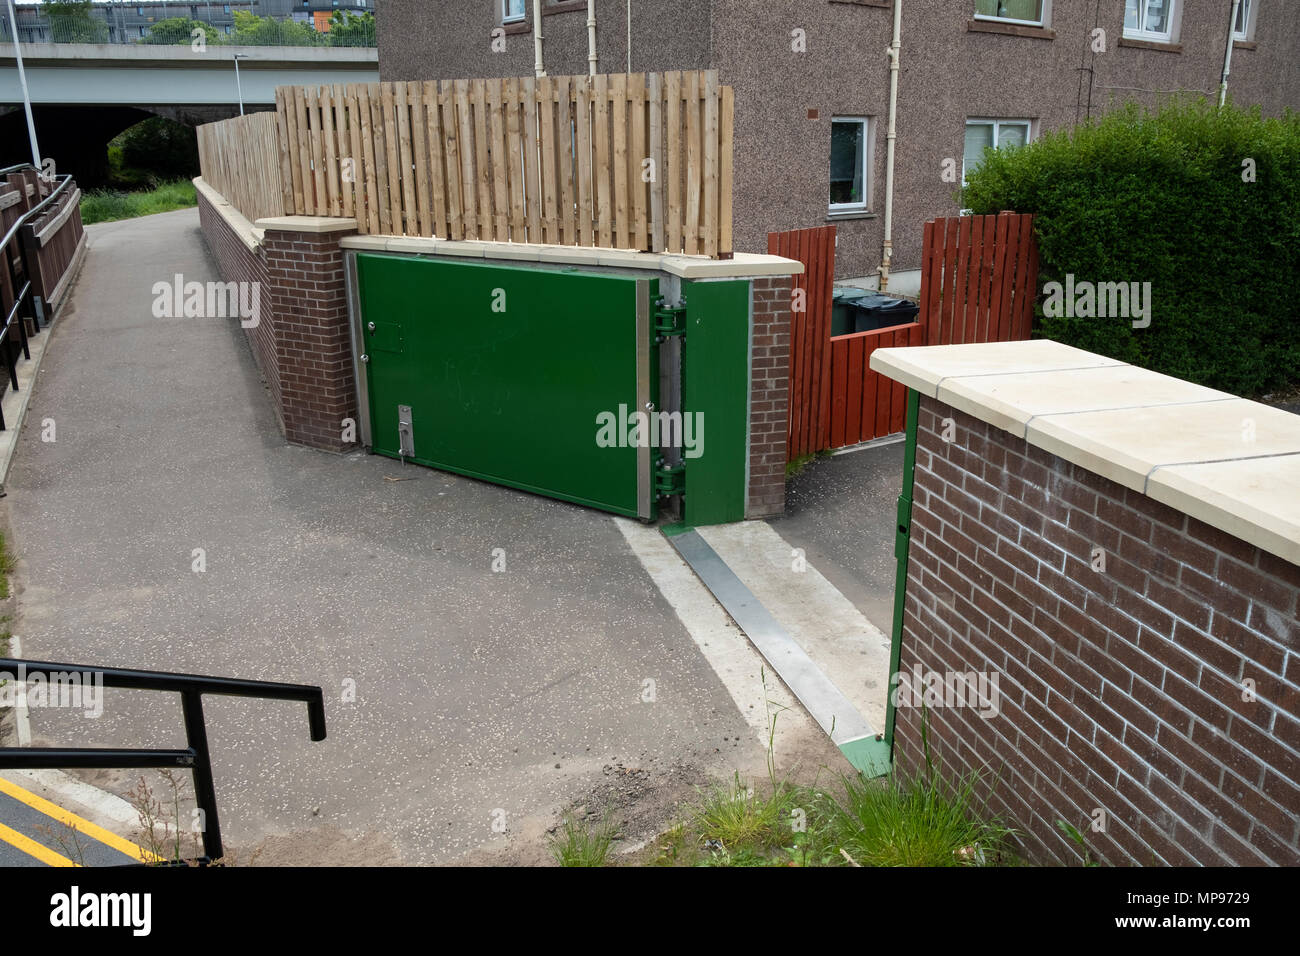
[668,528,878,752]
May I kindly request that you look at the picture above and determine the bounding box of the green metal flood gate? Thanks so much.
[347,252,751,525]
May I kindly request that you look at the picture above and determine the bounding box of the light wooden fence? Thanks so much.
[273,71,734,256]
[196,112,287,223]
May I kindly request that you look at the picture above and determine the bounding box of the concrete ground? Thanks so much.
[775,440,906,633]
[1,208,846,865]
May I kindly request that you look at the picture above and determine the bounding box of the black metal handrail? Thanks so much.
[0,657,326,864]
[0,170,78,428]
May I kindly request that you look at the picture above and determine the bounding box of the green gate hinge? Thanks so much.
[654,298,687,340]
[655,458,685,499]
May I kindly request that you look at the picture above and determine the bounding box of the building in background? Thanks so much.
[376,0,1298,279]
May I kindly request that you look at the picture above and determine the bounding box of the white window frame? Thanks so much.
[1124,0,1177,43]
[1232,0,1255,41]
[962,118,1033,186]
[502,0,527,23]
[828,116,872,215]
[972,0,1048,28]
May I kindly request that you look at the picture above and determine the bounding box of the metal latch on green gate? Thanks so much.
[654,299,687,339]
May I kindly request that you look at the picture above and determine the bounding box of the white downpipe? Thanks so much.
[5,0,42,170]
[534,0,545,77]
[1219,0,1241,107]
[878,0,902,291]
[588,0,598,75]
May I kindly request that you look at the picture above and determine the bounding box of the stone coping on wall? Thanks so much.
[337,234,804,279]
[871,339,1300,566]
[192,177,263,254]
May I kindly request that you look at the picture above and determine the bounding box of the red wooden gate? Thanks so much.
[772,211,1038,461]
[768,225,835,459]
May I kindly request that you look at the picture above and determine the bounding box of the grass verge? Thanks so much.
[80,179,197,225]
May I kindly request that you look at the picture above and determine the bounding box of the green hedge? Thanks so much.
[962,98,1300,397]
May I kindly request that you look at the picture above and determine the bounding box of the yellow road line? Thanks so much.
[0,776,161,864]
[0,819,78,867]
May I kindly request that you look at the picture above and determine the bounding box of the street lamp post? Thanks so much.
[5,0,42,170]
[233,52,247,115]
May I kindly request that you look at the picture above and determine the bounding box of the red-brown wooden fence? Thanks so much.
[768,225,835,459]
[772,211,1038,461]
[919,211,1037,346]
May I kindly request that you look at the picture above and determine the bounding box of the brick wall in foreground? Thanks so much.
[896,396,1300,866]
[261,229,356,451]
[747,275,791,519]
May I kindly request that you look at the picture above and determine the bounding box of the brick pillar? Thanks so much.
[261,226,358,451]
[747,275,792,518]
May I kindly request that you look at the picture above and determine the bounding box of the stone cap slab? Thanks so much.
[871,340,1300,566]
[338,234,804,278]
[254,215,358,234]
[193,176,263,253]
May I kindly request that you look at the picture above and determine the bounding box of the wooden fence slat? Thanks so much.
[439,81,462,239]
[410,82,431,236]
[593,74,612,248]
[367,83,391,234]
[989,212,1012,342]
[555,76,575,245]
[293,86,313,216]
[610,74,628,249]
[472,79,495,242]
[683,71,701,256]
[344,84,362,221]
[719,84,734,257]
[454,80,477,239]
[575,76,594,247]
[702,70,719,258]
[539,76,559,244]
[274,88,298,214]
[665,71,681,255]
[488,79,511,242]
[505,77,525,242]
[939,217,960,345]
[322,84,343,217]
[520,76,541,243]
[630,75,647,251]
[648,73,664,253]
[357,84,379,234]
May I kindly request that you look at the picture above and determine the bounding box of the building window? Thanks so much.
[1124,0,1175,42]
[224,3,231,11]
[829,117,870,213]
[1233,0,1254,40]
[973,0,1045,26]
[963,119,1031,183]
[139,26,147,36]
[503,0,526,23]
[224,24,232,34]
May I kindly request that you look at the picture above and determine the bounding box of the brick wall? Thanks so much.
[747,275,791,519]
[197,190,358,453]
[197,190,279,426]
[261,229,357,451]
[896,396,1300,866]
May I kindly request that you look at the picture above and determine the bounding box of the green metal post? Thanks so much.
[883,388,920,754]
